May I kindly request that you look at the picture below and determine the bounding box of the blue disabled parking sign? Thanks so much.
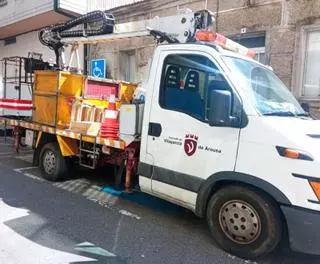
[91,59,106,78]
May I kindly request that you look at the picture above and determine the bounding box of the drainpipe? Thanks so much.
[84,22,88,75]
[215,0,220,32]
[280,0,288,26]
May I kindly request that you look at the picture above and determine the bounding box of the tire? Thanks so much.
[39,142,68,181]
[206,185,283,259]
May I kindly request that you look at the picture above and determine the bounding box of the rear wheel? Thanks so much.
[39,142,68,181]
[206,185,283,259]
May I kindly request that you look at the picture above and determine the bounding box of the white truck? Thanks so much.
[138,41,318,259]
[2,9,320,260]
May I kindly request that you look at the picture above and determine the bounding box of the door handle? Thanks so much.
[148,122,162,137]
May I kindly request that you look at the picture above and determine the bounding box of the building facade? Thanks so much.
[0,0,84,116]
[89,0,320,117]
[0,0,146,65]
[0,0,141,116]
[0,0,88,61]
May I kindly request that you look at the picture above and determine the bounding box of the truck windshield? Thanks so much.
[222,56,306,116]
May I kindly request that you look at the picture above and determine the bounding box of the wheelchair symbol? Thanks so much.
[92,61,103,77]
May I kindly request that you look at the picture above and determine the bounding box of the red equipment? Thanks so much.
[99,93,119,139]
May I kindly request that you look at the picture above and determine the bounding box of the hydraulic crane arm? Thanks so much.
[39,10,115,68]
[39,9,214,70]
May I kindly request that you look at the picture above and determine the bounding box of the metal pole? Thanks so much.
[14,126,20,153]
[4,59,7,143]
[24,57,27,84]
[4,120,7,143]
[4,58,7,99]
[18,57,22,100]
[84,44,88,75]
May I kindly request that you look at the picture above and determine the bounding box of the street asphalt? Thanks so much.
[0,137,320,264]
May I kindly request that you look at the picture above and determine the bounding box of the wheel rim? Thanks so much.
[219,200,261,245]
[43,150,56,175]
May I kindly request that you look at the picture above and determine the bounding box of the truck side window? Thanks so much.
[160,54,229,121]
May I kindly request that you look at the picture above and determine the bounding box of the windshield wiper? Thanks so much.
[263,111,296,117]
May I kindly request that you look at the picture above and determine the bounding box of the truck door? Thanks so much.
[146,49,241,209]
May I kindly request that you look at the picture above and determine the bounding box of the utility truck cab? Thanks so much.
[138,42,320,258]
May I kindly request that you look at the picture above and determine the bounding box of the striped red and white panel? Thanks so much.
[0,99,33,111]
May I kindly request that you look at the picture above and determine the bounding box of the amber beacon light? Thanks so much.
[195,30,256,58]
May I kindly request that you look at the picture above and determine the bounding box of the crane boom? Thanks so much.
[39,9,214,70]
[62,10,214,45]
[38,8,257,73]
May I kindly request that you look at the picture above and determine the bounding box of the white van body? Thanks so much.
[137,43,320,256]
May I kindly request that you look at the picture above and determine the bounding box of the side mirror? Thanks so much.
[209,90,236,127]
[301,102,310,113]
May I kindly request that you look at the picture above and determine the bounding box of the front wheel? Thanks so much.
[206,185,283,259]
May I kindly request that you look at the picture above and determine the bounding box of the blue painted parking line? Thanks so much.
[101,186,183,214]
[101,187,122,196]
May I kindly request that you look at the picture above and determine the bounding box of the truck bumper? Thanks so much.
[281,205,320,255]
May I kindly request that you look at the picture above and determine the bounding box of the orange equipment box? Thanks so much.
[32,71,85,128]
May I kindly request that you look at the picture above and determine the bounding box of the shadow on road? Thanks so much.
[0,164,129,263]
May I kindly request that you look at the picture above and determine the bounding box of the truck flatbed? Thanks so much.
[0,117,126,149]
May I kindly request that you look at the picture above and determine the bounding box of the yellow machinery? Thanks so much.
[32,71,85,128]
[32,71,137,134]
